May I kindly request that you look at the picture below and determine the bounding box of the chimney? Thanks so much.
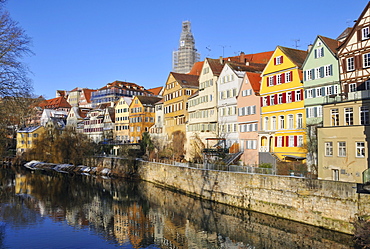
[219,56,223,64]
[307,44,313,52]
[239,51,245,63]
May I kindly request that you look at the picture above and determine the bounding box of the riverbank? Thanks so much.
[22,157,370,235]
[135,160,370,235]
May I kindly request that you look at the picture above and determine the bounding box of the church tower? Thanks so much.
[172,21,200,74]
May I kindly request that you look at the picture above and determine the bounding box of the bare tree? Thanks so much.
[0,2,34,157]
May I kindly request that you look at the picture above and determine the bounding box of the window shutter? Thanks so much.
[267,95,270,106]
[342,59,347,72]
[312,89,316,98]
[292,91,295,102]
[281,56,283,63]
[356,55,362,69]
[320,67,324,78]
[329,64,333,76]
[281,73,285,83]
[290,71,293,81]
[313,107,317,117]
[321,47,324,57]
[285,136,289,147]
[275,94,278,105]
[314,49,317,59]
[304,71,306,81]
[273,75,276,85]
[301,89,304,100]
[294,136,297,147]
[275,137,278,147]
[306,108,309,118]
[311,69,315,80]
[322,87,326,96]
[282,136,285,147]
[266,77,269,86]
[283,92,286,103]
[274,58,277,65]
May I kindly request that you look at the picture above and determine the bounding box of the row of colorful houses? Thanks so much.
[16,2,370,183]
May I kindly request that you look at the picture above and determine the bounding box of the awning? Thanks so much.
[282,155,306,160]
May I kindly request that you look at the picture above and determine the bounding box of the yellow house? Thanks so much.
[16,126,44,154]
[129,95,161,143]
[163,72,199,139]
[259,46,308,161]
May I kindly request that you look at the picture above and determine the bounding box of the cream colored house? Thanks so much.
[318,100,369,182]
[114,96,132,143]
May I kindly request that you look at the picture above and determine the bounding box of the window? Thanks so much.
[306,89,313,98]
[347,57,355,71]
[270,95,275,105]
[287,92,292,103]
[263,96,268,106]
[268,76,275,86]
[277,74,282,85]
[325,142,333,156]
[338,142,346,157]
[278,93,283,104]
[288,136,294,147]
[315,67,321,79]
[279,115,285,130]
[264,117,269,131]
[324,65,332,77]
[277,137,283,147]
[344,107,353,125]
[316,87,322,97]
[275,56,283,65]
[356,142,365,157]
[331,109,339,126]
[362,27,370,40]
[285,71,292,82]
[296,114,303,128]
[360,106,370,125]
[364,53,370,68]
[295,90,302,101]
[306,70,312,81]
[288,115,294,129]
[298,135,303,147]
[271,116,277,130]
[326,86,333,95]
[315,47,324,58]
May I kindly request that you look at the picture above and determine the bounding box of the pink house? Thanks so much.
[237,72,261,166]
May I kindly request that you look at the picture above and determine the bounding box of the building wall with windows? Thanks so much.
[259,46,308,161]
[318,100,370,182]
[114,97,132,143]
[238,72,261,165]
[163,72,198,140]
[16,126,44,154]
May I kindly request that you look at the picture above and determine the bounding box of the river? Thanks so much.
[0,166,355,248]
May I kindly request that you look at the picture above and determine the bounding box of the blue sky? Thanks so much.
[5,0,369,99]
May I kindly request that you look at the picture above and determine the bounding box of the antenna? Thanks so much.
[205,46,211,57]
[292,39,300,49]
[219,45,230,57]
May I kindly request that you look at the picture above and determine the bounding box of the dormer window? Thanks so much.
[314,47,324,58]
[274,56,283,65]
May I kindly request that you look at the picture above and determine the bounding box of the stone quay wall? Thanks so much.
[137,161,370,235]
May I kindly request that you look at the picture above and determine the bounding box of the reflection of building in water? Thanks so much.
[113,202,154,248]
[15,174,31,194]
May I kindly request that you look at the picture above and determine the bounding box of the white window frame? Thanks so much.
[364,53,370,68]
[356,142,365,157]
[362,27,370,40]
[347,57,355,71]
[325,142,333,156]
[338,142,346,157]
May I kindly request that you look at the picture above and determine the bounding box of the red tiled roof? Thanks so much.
[245,72,261,94]
[81,88,97,103]
[39,96,71,109]
[188,61,204,76]
[147,86,163,96]
[278,46,308,68]
[319,35,341,55]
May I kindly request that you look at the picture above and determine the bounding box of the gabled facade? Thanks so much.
[16,126,44,154]
[302,35,341,167]
[129,95,161,143]
[39,96,71,113]
[259,46,308,162]
[318,2,370,182]
[237,72,261,165]
[149,99,166,148]
[163,72,199,140]
[66,106,89,130]
[40,109,68,127]
[114,96,132,143]
[83,107,106,143]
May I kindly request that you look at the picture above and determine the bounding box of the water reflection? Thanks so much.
[0,167,355,248]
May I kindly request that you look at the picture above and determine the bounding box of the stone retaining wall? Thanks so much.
[137,161,370,234]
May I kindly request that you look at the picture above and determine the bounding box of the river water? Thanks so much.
[0,167,355,249]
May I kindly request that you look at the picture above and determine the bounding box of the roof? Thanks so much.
[136,95,162,105]
[99,80,147,92]
[188,61,204,76]
[319,35,341,55]
[170,72,199,88]
[336,27,353,42]
[147,86,163,96]
[227,61,266,74]
[278,46,308,68]
[81,88,97,103]
[39,96,71,110]
[18,126,43,133]
[245,72,261,94]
